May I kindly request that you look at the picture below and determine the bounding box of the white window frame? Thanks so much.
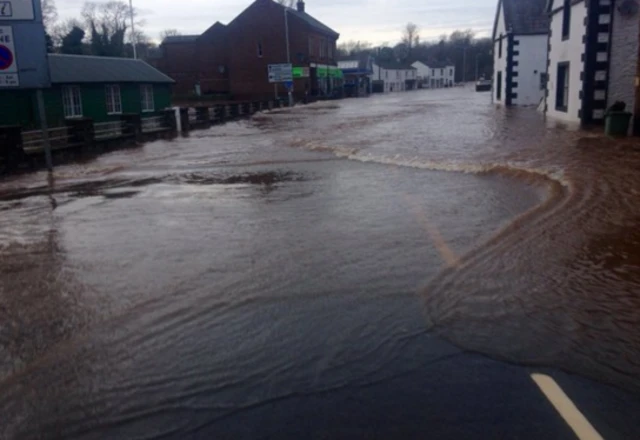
[140,84,154,112]
[105,84,122,115]
[62,86,83,118]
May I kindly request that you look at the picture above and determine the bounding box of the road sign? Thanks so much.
[0,26,17,85]
[284,80,293,90]
[0,0,34,20]
[268,63,292,83]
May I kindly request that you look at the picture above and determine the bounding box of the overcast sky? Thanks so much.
[56,0,497,44]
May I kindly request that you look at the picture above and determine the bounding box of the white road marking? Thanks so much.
[531,373,605,440]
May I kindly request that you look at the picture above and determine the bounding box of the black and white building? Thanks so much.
[545,0,640,130]
[492,0,550,106]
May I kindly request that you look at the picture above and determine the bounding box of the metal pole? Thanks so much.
[462,47,467,84]
[129,0,137,59]
[284,6,292,106]
[36,89,53,171]
[475,54,480,81]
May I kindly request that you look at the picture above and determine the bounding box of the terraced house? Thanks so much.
[491,0,549,106]
[544,0,640,132]
[155,0,341,101]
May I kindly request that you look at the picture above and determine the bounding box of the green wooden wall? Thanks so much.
[0,83,172,129]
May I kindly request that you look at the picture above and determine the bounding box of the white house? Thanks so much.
[492,0,549,106]
[370,61,417,93]
[545,0,640,132]
[411,61,455,88]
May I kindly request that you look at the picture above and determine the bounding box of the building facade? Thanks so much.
[411,61,455,88]
[154,0,340,101]
[491,0,549,106]
[0,54,173,129]
[338,55,373,97]
[370,62,417,92]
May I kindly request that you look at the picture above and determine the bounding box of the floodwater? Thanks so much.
[1,88,640,438]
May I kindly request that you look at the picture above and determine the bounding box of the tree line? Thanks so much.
[42,0,162,59]
[338,24,494,82]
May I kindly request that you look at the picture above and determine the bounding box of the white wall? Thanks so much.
[512,34,548,106]
[370,64,416,92]
[546,1,587,123]
[412,61,429,79]
[492,1,507,103]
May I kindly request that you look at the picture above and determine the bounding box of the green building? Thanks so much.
[0,54,174,130]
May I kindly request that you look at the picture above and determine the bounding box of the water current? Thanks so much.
[1,88,639,438]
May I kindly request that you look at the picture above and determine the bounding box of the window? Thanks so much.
[257,42,263,57]
[496,71,502,101]
[308,37,313,56]
[405,71,408,78]
[441,68,444,75]
[105,85,122,114]
[450,68,453,77]
[62,86,82,118]
[328,42,332,59]
[562,0,571,40]
[556,62,570,112]
[396,70,400,79]
[431,68,435,76]
[140,84,154,112]
[498,34,503,58]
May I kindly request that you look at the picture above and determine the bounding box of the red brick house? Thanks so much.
[154,0,340,100]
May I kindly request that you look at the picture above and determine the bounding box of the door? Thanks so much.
[497,71,502,101]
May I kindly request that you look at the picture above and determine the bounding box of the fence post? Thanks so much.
[65,118,95,150]
[195,106,210,127]
[215,105,225,123]
[120,114,142,141]
[0,125,24,170]
[164,109,177,135]
[179,108,190,133]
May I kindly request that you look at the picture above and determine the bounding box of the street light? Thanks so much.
[284,6,293,107]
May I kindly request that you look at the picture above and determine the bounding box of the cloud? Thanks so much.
[54,0,497,43]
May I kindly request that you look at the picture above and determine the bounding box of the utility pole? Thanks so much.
[129,0,137,59]
[284,6,293,107]
[462,46,467,84]
[475,53,480,81]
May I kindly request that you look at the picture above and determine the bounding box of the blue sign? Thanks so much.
[0,44,13,70]
[284,80,293,90]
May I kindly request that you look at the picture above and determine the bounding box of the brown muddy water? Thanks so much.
[1,88,640,438]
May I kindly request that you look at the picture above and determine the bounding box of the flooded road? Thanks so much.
[1,88,640,439]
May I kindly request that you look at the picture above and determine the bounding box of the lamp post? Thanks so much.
[284,6,293,106]
[129,0,136,59]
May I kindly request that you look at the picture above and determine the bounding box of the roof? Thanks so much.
[162,35,199,44]
[412,59,453,69]
[373,59,416,70]
[286,6,339,37]
[493,0,549,38]
[337,53,373,72]
[48,54,175,84]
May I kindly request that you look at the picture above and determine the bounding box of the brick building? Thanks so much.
[154,0,340,101]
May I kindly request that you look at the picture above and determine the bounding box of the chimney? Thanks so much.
[297,0,305,12]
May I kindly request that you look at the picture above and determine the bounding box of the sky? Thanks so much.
[55,0,498,44]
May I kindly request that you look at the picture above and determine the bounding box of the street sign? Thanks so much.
[268,63,292,83]
[0,26,18,86]
[0,0,35,20]
[284,80,293,90]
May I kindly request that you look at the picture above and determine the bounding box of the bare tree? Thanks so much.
[82,1,143,57]
[337,40,373,57]
[160,28,180,41]
[51,18,84,47]
[276,0,295,7]
[401,22,420,59]
[41,0,58,31]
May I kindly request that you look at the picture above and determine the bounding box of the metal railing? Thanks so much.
[22,126,73,153]
[94,121,126,140]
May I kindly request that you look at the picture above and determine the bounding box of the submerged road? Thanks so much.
[1,88,640,439]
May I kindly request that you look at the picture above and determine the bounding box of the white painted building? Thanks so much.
[544,0,638,129]
[411,61,455,88]
[491,0,549,106]
[370,61,417,93]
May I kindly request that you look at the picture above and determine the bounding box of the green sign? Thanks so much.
[292,67,310,78]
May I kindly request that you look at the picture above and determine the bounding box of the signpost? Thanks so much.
[268,63,293,83]
[0,0,52,169]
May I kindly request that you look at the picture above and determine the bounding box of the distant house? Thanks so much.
[338,55,374,97]
[492,0,549,106]
[370,61,417,93]
[411,61,455,88]
[0,54,174,129]
[154,0,341,101]
[545,0,640,132]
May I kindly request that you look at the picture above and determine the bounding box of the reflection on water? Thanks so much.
[1,89,640,437]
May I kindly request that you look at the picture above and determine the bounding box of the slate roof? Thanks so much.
[493,0,549,37]
[286,6,339,37]
[374,59,416,70]
[48,54,175,84]
[412,59,454,69]
[162,35,199,44]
